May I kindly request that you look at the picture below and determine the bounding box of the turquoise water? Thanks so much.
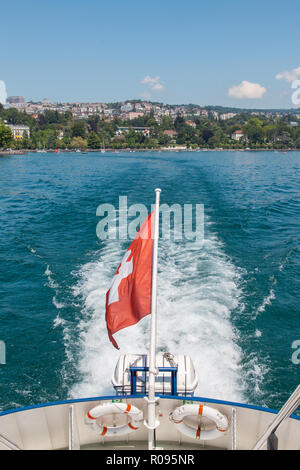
[0,151,299,412]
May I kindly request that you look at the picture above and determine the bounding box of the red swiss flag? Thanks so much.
[105,212,154,349]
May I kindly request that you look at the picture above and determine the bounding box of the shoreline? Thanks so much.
[0,148,299,156]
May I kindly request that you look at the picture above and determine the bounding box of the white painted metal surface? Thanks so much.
[69,405,80,450]
[253,385,300,450]
[147,188,161,450]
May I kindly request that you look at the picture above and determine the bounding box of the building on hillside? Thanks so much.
[121,103,133,112]
[163,130,178,137]
[116,127,150,136]
[185,120,196,128]
[142,102,153,111]
[127,112,145,120]
[134,103,144,111]
[7,124,30,139]
[220,112,237,120]
[200,109,209,117]
[7,96,25,104]
[231,130,244,141]
[210,111,219,120]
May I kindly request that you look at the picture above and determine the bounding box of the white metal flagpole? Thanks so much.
[147,188,161,450]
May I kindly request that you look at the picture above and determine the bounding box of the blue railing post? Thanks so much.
[171,369,178,396]
[130,369,137,395]
[129,366,178,396]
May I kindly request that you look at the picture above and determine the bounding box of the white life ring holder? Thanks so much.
[170,404,229,440]
[86,402,143,437]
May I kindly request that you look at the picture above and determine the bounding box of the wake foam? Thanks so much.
[156,236,245,401]
[256,275,277,317]
[44,265,59,290]
[44,265,66,309]
[65,226,247,403]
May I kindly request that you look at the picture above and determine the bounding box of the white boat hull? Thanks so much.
[0,395,299,450]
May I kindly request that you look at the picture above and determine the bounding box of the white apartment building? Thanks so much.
[7,124,30,139]
[231,130,244,141]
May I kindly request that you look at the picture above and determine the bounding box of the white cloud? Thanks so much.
[228,80,266,99]
[276,67,300,83]
[0,80,7,104]
[141,75,164,91]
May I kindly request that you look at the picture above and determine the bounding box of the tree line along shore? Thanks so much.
[1,103,300,151]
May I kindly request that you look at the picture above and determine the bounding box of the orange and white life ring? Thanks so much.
[170,404,228,440]
[86,402,143,437]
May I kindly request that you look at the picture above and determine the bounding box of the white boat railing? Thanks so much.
[231,408,237,450]
[253,385,300,450]
[68,405,80,450]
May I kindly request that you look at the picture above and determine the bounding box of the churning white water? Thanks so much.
[64,217,247,403]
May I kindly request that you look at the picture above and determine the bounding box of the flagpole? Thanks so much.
[147,188,161,450]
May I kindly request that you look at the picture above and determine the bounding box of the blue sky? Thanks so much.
[1,0,300,108]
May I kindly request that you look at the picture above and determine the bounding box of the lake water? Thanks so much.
[0,150,299,412]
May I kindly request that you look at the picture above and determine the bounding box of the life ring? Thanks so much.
[170,404,228,440]
[86,402,143,437]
